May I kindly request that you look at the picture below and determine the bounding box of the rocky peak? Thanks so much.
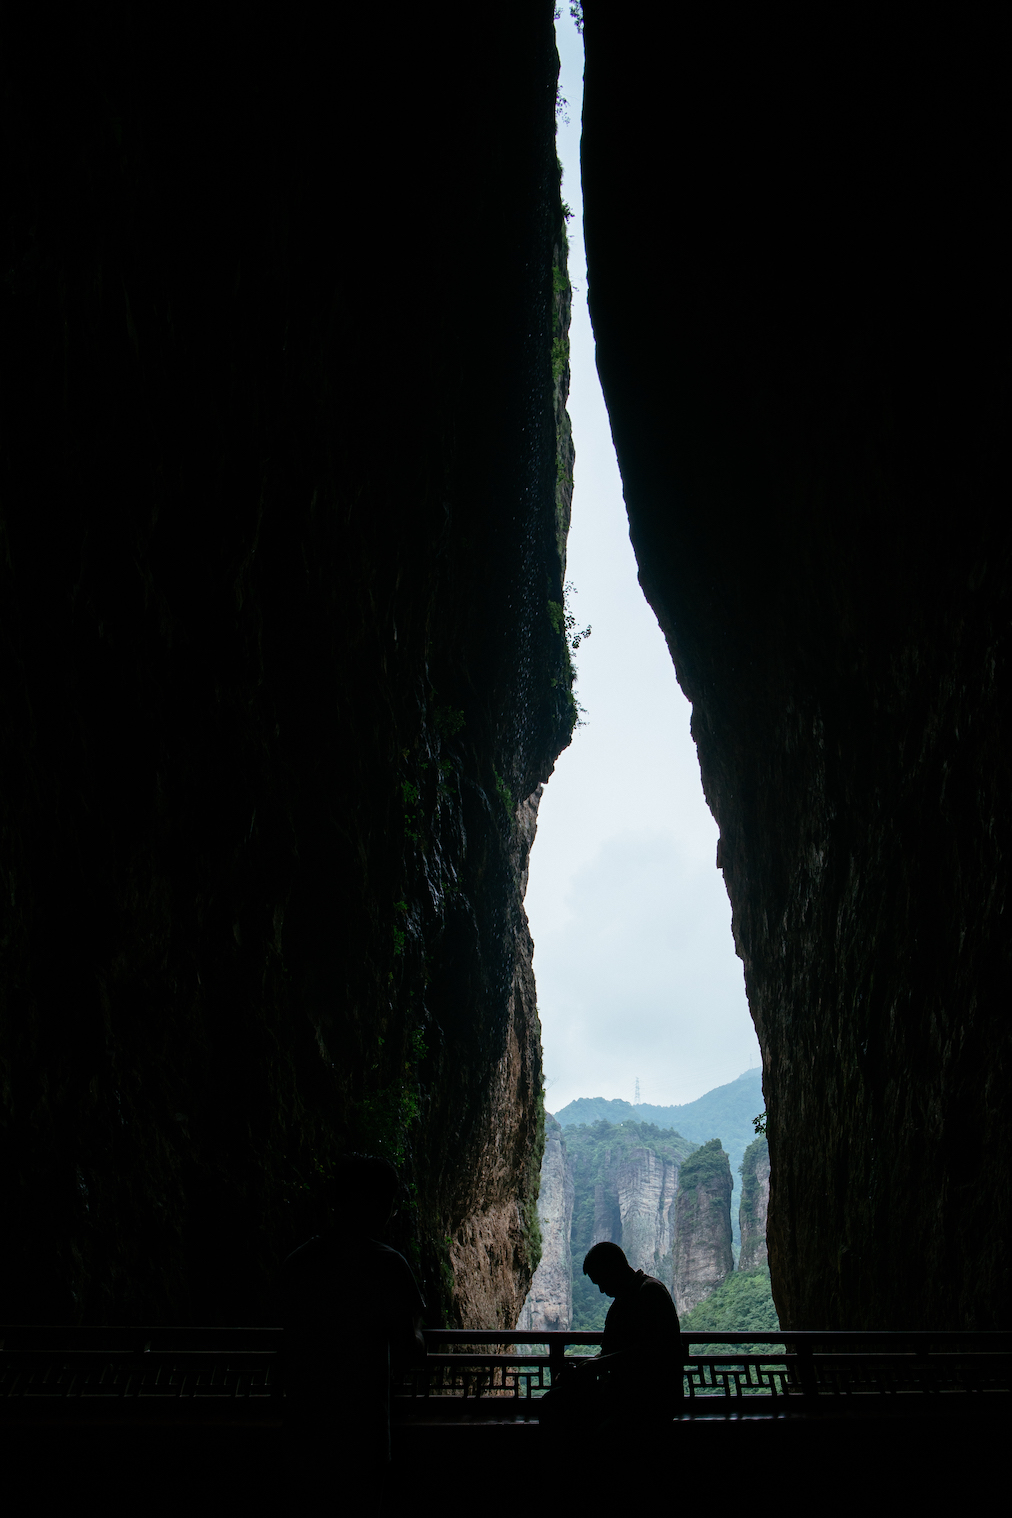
[524,1118,706,1328]
[671,1139,734,1316]
[739,1136,770,1272]
[616,1147,680,1281]
[517,1114,575,1332]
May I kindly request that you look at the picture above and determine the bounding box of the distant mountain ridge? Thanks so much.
[551,1067,764,1238]
[520,1074,776,1332]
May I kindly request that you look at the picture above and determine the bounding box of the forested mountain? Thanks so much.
[565,1120,696,1330]
[553,1068,764,1255]
[522,1082,778,1336]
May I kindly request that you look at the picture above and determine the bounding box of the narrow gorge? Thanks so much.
[1,2,1008,1343]
[520,1109,771,1333]
[581,2,1011,1329]
[1,4,571,1329]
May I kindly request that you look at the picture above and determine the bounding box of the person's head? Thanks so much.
[583,1241,634,1297]
[325,1153,400,1238]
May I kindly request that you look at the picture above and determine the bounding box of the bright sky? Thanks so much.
[524,10,761,1111]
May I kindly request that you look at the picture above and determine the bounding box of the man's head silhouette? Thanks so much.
[324,1153,400,1240]
[583,1241,636,1297]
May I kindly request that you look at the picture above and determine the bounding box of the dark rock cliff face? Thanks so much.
[739,1137,770,1273]
[582,5,1011,1327]
[0,3,570,1327]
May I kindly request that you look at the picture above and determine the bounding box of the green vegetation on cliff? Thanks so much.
[738,1135,768,1236]
[676,1137,730,1192]
[520,1086,547,1277]
[553,1068,762,1154]
[554,1069,762,1257]
[679,1266,780,1352]
[565,1119,696,1329]
[0,5,570,1330]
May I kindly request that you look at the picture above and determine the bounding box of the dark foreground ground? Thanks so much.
[2,1409,1003,1511]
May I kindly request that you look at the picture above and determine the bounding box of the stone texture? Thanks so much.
[616,1147,680,1282]
[671,1141,734,1317]
[739,1137,771,1272]
[0,3,571,1328]
[565,1122,696,1302]
[582,3,1011,1329]
[517,1114,574,1331]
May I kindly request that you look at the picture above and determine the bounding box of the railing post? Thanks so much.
[129,1329,150,1399]
[549,1337,567,1390]
[794,1337,818,1405]
[273,1329,284,1404]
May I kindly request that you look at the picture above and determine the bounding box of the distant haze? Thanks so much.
[524,10,761,1112]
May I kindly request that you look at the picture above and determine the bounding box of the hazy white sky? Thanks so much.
[524,10,761,1110]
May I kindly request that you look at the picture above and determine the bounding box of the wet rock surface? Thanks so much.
[582,4,1012,1327]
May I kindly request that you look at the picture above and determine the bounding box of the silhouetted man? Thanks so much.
[540,1241,682,1429]
[281,1154,426,1502]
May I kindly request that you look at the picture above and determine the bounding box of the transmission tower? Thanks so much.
[634,1077,641,1105]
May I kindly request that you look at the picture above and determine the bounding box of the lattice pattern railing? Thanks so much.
[397,1331,1012,1413]
[398,1330,590,1411]
[3,1328,1010,1417]
[0,1328,280,1409]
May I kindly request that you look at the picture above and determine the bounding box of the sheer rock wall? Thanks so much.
[582,3,1011,1328]
[517,1114,575,1332]
[568,1125,694,1287]
[671,1141,734,1317]
[0,2,569,1328]
[616,1147,681,1283]
[739,1138,771,1273]
[525,1121,697,1322]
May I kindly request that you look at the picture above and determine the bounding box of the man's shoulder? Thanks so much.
[370,1241,408,1260]
[282,1235,324,1272]
[369,1240,413,1274]
[637,1274,679,1321]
